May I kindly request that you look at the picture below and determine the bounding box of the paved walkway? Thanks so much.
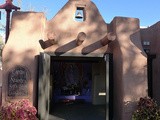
[49,102,106,120]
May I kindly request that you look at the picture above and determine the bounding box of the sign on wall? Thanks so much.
[8,66,30,97]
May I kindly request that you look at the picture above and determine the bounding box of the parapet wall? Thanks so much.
[2,12,45,105]
[109,17,148,120]
[140,21,160,105]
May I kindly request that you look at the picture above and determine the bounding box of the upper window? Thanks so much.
[75,7,85,22]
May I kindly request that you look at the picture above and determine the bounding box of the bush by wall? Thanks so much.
[0,99,38,120]
[132,97,160,120]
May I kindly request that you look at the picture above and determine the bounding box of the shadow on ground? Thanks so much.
[49,102,106,120]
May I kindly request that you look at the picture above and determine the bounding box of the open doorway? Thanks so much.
[38,53,113,120]
[49,56,107,120]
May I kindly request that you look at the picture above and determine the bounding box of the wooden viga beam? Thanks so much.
[39,32,57,49]
[76,32,86,46]
[101,32,116,46]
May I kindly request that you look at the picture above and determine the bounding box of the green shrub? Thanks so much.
[132,97,160,120]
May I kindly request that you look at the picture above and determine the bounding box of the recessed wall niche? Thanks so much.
[75,6,85,22]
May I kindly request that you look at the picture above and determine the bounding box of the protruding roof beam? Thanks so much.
[101,32,116,46]
[76,32,86,46]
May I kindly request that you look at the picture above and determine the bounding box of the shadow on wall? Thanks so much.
[113,17,147,103]
[55,39,77,56]
[11,11,44,36]
[39,38,107,56]
[109,39,124,120]
[123,101,137,119]
[122,30,147,119]
[46,0,108,53]
[54,39,106,56]
[2,48,38,107]
[140,22,160,105]
[108,17,148,119]
[130,31,147,57]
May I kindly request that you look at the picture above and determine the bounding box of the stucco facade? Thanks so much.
[141,22,160,104]
[1,0,160,120]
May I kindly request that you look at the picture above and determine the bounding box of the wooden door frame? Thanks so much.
[37,53,113,120]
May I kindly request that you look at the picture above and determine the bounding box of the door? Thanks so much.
[104,53,113,120]
[38,53,51,120]
[147,54,156,98]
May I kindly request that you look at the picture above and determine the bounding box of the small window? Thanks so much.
[75,7,85,22]
[143,41,150,46]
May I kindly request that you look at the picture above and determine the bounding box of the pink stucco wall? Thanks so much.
[45,0,108,55]
[141,22,160,105]
[2,12,45,105]
[109,17,148,120]
[2,0,159,120]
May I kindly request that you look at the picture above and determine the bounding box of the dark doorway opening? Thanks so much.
[51,61,92,103]
[49,56,107,120]
[147,54,156,98]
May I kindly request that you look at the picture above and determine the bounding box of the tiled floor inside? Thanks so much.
[49,102,106,120]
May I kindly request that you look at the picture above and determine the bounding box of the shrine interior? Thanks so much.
[49,56,107,119]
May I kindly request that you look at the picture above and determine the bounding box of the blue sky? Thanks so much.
[0,0,160,27]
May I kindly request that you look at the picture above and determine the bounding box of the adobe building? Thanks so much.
[1,0,160,120]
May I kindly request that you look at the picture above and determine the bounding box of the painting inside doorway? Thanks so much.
[52,61,92,103]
